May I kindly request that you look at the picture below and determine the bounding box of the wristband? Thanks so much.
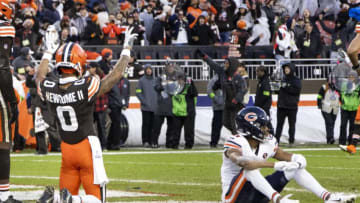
[42,52,53,61]
[121,48,131,57]
[272,192,280,202]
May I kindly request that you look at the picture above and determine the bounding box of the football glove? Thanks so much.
[277,194,300,203]
[291,154,307,169]
[42,25,59,61]
[123,27,138,49]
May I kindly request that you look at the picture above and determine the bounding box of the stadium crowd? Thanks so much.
[8,0,360,153]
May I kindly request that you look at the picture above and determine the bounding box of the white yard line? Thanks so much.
[10,147,360,157]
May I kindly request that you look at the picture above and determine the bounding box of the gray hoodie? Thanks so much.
[207,74,224,111]
[136,67,157,112]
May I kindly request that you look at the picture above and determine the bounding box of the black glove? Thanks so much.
[352,64,360,71]
[195,49,206,59]
[9,103,18,124]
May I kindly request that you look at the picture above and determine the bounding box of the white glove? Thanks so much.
[291,154,307,169]
[274,161,300,171]
[277,194,300,203]
[42,25,59,61]
[123,27,138,49]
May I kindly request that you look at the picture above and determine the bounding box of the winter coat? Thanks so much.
[207,74,224,111]
[136,73,157,112]
[108,77,130,109]
[277,63,302,109]
[204,56,247,109]
[154,76,172,116]
[255,72,272,113]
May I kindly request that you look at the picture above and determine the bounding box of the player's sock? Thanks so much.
[293,169,329,200]
[72,195,101,203]
[0,188,9,201]
[53,193,60,203]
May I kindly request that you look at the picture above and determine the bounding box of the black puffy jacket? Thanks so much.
[277,63,302,109]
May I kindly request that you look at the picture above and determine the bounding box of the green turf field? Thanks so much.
[9,147,360,202]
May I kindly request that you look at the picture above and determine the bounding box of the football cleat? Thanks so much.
[324,193,356,203]
[3,195,23,203]
[339,145,356,155]
[60,188,72,203]
[37,186,54,203]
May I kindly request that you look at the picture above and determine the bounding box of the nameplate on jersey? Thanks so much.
[45,90,85,104]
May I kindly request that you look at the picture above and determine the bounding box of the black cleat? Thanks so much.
[3,195,23,203]
[37,186,54,203]
[60,188,72,203]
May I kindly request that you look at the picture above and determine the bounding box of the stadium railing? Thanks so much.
[37,58,339,81]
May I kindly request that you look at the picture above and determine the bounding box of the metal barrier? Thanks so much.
[34,58,340,81]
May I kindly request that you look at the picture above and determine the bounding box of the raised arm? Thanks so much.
[35,25,59,85]
[97,28,138,96]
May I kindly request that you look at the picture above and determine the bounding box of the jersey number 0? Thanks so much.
[56,106,79,131]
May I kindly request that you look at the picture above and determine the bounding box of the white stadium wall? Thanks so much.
[123,94,342,146]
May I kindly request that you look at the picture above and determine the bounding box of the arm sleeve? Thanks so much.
[204,56,225,75]
[317,86,325,108]
[207,77,215,97]
[319,20,334,34]
[87,76,101,102]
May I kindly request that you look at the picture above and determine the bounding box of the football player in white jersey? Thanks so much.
[221,106,356,203]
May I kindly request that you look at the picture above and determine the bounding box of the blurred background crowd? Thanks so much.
[10,0,360,154]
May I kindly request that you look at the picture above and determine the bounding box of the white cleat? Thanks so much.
[325,193,356,203]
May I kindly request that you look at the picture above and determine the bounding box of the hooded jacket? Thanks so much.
[255,69,272,112]
[136,67,157,112]
[204,56,247,109]
[277,63,302,109]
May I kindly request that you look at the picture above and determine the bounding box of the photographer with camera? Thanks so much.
[102,14,124,45]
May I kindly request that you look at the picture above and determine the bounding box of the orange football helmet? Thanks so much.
[0,0,13,21]
[55,42,87,76]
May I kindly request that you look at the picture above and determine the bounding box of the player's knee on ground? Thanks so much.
[0,148,10,180]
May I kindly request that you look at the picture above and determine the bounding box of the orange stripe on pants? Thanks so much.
[225,172,247,203]
[60,138,101,200]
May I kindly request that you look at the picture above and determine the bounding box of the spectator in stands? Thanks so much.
[125,51,144,79]
[136,64,157,147]
[317,79,339,144]
[90,62,108,149]
[65,0,85,18]
[297,23,322,60]
[207,74,224,148]
[70,7,87,38]
[105,0,119,15]
[209,13,221,43]
[99,48,113,74]
[150,13,167,45]
[231,20,249,57]
[107,69,130,150]
[262,0,276,41]
[83,13,105,45]
[170,68,198,149]
[274,16,298,63]
[275,63,302,145]
[169,9,191,45]
[339,70,360,145]
[215,0,236,43]
[102,14,123,45]
[198,51,247,134]
[191,15,216,45]
[319,6,356,60]
[182,0,201,29]
[40,0,62,24]
[255,66,273,133]
[124,14,144,45]
[233,3,248,23]
[247,17,271,46]
[115,11,126,25]
[140,5,155,45]
[293,17,306,43]
[59,27,78,44]
[12,47,33,77]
